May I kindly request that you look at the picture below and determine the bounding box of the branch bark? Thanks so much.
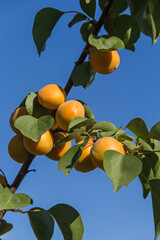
[0,0,114,221]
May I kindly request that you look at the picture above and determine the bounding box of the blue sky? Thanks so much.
[1,0,160,239]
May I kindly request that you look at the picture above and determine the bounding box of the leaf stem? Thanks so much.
[64,10,91,22]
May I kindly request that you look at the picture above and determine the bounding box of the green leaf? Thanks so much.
[149,122,160,141]
[28,207,54,240]
[104,14,140,51]
[88,34,125,51]
[116,135,133,142]
[80,22,94,42]
[139,174,150,199]
[48,204,84,240]
[77,100,95,119]
[128,0,160,44]
[99,0,128,14]
[103,151,142,193]
[72,62,96,88]
[94,121,117,133]
[99,131,115,138]
[122,140,136,149]
[80,0,96,18]
[68,13,87,28]
[58,145,82,176]
[150,179,160,240]
[14,115,54,142]
[126,117,149,140]
[0,185,32,210]
[69,117,95,130]
[25,92,48,117]
[0,220,13,236]
[32,8,64,56]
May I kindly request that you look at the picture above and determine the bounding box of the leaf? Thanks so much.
[25,92,48,117]
[126,118,149,140]
[0,220,13,236]
[139,174,150,199]
[68,13,87,28]
[103,150,142,193]
[0,185,32,210]
[14,115,54,142]
[88,34,125,51]
[58,145,82,176]
[77,100,95,119]
[94,121,117,133]
[149,122,160,141]
[99,0,128,14]
[71,62,96,88]
[128,0,160,44]
[80,0,96,18]
[48,204,84,240]
[80,22,94,42]
[55,129,86,146]
[104,14,140,51]
[69,117,95,130]
[32,8,64,56]
[28,207,54,240]
[150,179,160,240]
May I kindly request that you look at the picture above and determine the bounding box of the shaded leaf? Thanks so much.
[55,129,86,146]
[48,204,84,240]
[0,220,13,236]
[99,131,115,138]
[68,13,87,28]
[88,34,125,51]
[58,145,82,176]
[139,174,150,199]
[80,22,94,42]
[69,117,95,130]
[14,115,54,142]
[149,122,160,141]
[80,0,96,18]
[72,62,96,88]
[103,150,142,193]
[0,185,32,210]
[126,117,149,140]
[33,8,64,55]
[99,0,128,14]
[150,179,160,240]
[28,207,54,240]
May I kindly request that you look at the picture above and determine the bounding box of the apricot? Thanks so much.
[10,106,28,135]
[74,139,97,173]
[23,130,54,155]
[38,84,66,110]
[90,137,125,170]
[46,132,71,161]
[89,47,120,74]
[8,135,29,163]
[55,100,85,131]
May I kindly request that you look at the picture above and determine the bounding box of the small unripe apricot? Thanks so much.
[8,135,29,163]
[38,84,66,110]
[89,47,120,74]
[46,132,71,161]
[23,130,54,155]
[90,137,125,170]
[10,107,28,135]
[74,139,96,173]
[55,100,85,131]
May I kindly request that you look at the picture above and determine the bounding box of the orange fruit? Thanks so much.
[90,137,125,170]
[55,100,85,131]
[10,106,28,135]
[46,132,71,161]
[74,139,96,173]
[8,135,29,163]
[38,84,66,109]
[23,130,54,155]
[89,47,120,74]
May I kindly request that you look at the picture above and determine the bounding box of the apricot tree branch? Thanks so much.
[0,0,114,221]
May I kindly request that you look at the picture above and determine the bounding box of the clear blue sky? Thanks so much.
[1,0,160,239]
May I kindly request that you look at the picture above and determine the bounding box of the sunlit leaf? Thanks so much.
[126,118,149,140]
[149,122,160,141]
[69,117,95,130]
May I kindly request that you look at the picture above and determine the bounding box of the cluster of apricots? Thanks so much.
[8,48,122,173]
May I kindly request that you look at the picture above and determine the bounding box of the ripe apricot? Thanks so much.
[74,139,97,173]
[46,132,71,161]
[90,137,125,170]
[23,130,54,155]
[10,106,28,135]
[38,84,66,110]
[55,100,85,131]
[8,135,29,163]
[89,47,120,74]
